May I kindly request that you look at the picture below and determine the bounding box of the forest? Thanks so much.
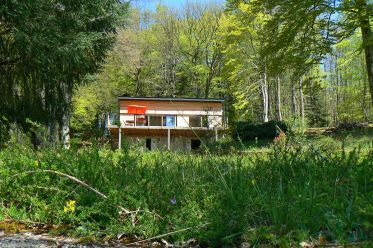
[72,0,372,139]
[0,0,372,247]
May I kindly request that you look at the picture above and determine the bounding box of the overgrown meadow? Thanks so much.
[0,138,372,247]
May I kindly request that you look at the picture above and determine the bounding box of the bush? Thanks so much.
[234,120,288,141]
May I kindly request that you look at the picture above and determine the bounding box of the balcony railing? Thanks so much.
[108,113,224,129]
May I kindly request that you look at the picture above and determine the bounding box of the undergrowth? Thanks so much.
[0,140,372,247]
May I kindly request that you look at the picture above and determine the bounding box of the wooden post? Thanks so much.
[215,128,218,141]
[118,126,122,150]
[167,128,171,150]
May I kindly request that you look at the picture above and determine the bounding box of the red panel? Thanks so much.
[128,105,147,114]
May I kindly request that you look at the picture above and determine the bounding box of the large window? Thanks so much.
[163,115,176,127]
[202,116,209,127]
[189,116,201,127]
[149,116,162,126]
[135,115,147,126]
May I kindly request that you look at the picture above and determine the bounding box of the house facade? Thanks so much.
[107,96,225,151]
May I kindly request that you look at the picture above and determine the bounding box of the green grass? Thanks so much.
[0,138,372,247]
[304,126,373,151]
[235,126,373,152]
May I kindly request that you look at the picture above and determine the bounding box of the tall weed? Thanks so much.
[0,142,372,246]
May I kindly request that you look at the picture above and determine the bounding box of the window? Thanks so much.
[163,115,175,127]
[189,116,201,127]
[191,139,201,150]
[202,116,209,127]
[149,116,162,126]
[135,115,147,126]
[121,115,134,126]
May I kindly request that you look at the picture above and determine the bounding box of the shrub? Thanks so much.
[234,120,288,140]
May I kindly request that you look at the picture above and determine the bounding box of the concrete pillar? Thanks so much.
[167,128,171,150]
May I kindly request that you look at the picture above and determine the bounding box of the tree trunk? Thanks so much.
[60,84,72,149]
[299,78,305,129]
[260,71,269,122]
[134,68,142,96]
[205,73,213,99]
[335,53,340,125]
[61,114,70,149]
[204,48,220,99]
[291,83,297,117]
[276,75,282,121]
[171,58,176,97]
[363,80,369,121]
[205,60,215,99]
[358,0,373,104]
[48,120,59,144]
[267,79,273,120]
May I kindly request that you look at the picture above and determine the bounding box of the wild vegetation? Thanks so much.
[0,0,372,247]
[0,133,372,246]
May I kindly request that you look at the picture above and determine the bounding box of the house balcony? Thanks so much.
[107,114,225,131]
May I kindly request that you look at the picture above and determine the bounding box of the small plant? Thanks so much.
[64,200,76,213]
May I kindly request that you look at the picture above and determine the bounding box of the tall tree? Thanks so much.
[323,30,372,124]
[220,2,274,122]
[0,0,128,146]
[251,0,373,103]
[177,2,223,98]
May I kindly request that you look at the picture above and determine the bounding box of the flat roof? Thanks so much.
[118,96,224,102]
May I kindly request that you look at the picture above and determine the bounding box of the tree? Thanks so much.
[249,0,373,103]
[0,0,128,146]
[220,2,274,123]
[177,2,223,98]
[323,30,372,124]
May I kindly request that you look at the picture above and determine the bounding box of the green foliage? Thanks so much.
[72,4,225,138]
[0,0,129,132]
[304,71,329,127]
[235,120,288,140]
[324,30,373,124]
[70,1,372,138]
[221,0,372,126]
[250,0,373,104]
[1,140,372,246]
[0,116,10,147]
[219,2,269,122]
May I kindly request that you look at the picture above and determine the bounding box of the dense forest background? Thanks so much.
[1,0,372,143]
[72,1,372,138]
